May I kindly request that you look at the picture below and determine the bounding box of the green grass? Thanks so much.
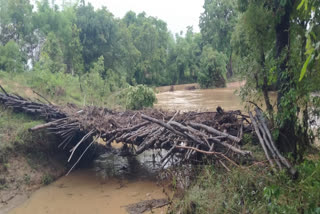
[0,107,43,151]
[0,107,61,168]
[170,165,269,214]
[170,156,320,214]
[0,70,156,110]
[0,70,84,106]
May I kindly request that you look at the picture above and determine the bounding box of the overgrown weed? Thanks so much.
[170,156,320,214]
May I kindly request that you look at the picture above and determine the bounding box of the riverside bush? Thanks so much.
[125,85,157,110]
[27,67,80,98]
[171,156,320,214]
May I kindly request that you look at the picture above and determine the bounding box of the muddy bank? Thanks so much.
[0,108,68,214]
[0,151,67,214]
[10,169,169,214]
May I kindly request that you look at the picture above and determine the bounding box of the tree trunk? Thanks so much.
[226,53,233,79]
[260,50,273,116]
[275,0,297,156]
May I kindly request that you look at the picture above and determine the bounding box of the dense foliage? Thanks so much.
[0,0,319,152]
[232,0,320,159]
[124,85,157,110]
[0,0,231,90]
[0,0,320,212]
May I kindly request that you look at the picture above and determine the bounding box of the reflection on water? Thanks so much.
[94,149,169,180]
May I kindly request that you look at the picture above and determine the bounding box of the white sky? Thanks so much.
[59,0,204,35]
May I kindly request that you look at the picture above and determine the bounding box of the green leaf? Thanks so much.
[297,0,305,10]
[310,31,317,40]
[299,54,312,81]
[305,0,308,10]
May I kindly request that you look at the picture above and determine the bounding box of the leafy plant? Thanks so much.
[125,85,157,110]
[41,174,53,185]
[198,45,227,88]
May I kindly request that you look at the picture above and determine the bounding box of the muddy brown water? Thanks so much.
[8,81,252,214]
[10,170,167,214]
[156,81,247,112]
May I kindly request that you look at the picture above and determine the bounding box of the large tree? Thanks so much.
[200,0,238,78]
[76,3,118,72]
[234,0,320,158]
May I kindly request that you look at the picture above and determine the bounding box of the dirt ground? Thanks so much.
[0,151,66,214]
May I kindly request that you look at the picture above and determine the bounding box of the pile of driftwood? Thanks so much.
[249,108,296,175]
[0,85,294,175]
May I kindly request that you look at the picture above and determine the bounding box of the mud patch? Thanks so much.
[0,152,66,213]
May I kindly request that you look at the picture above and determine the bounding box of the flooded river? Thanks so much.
[155,81,246,112]
[9,82,247,214]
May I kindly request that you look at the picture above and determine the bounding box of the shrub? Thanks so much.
[198,45,227,88]
[41,174,53,185]
[125,85,157,110]
[263,159,320,213]
[171,157,320,214]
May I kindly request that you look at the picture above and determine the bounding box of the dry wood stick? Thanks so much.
[249,112,276,169]
[141,114,185,136]
[188,122,241,143]
[170,121,250,156]
[216,141,252,156]
[219,160,231,172]
[32,90,53,105]
[136,128,165,154]
[175,145,240,167]
[169,121,209,147]
[141,114,196,145]
[161,142,177,163]
[66,135,99,175]
[255,108,296,174]
[29,118,66,131]
[63,134,76,150]
[104,121,149,136]
[0,85,9,96]
[256,120,283,169]
[58,134,74,148]
[68,130,94,162]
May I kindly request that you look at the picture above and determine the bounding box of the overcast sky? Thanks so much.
[57,0,204,35]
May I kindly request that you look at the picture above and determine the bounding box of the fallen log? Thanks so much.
[29,118,67,131]
[188,122,241,143]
